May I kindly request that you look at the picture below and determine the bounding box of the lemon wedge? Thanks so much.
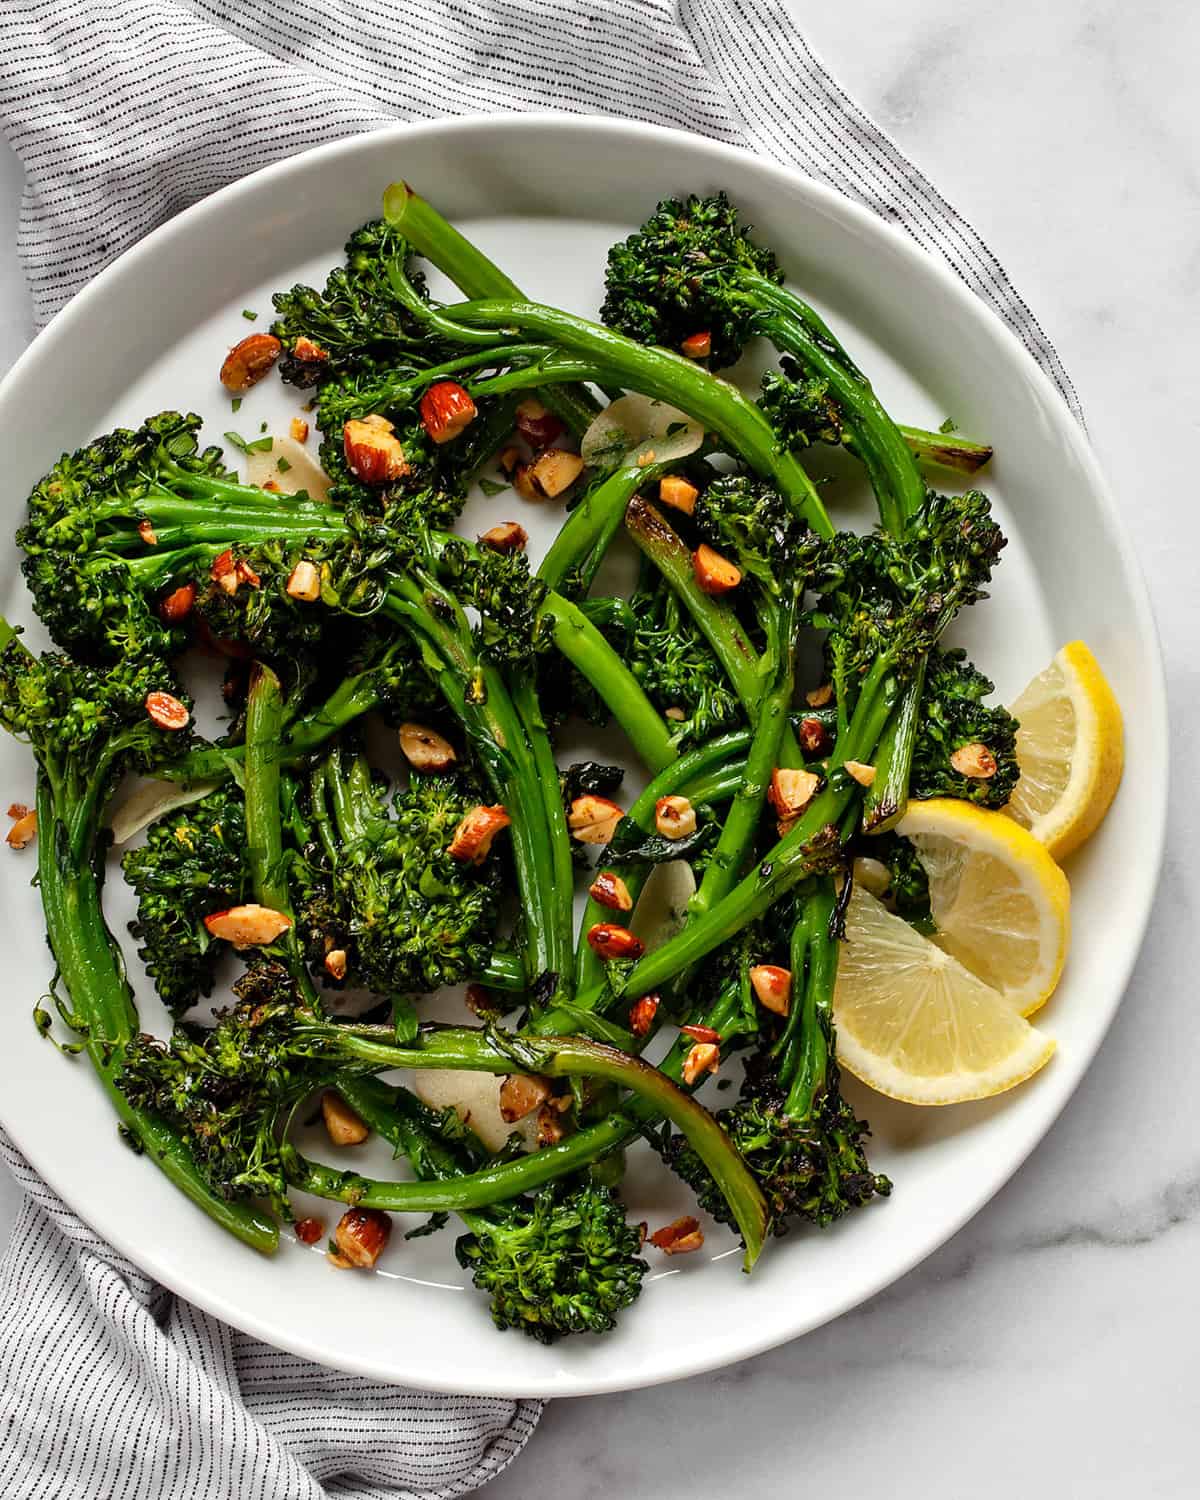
[833,882,1056,1105]
[894,798,1070,1016]
[1005,641,1124,860]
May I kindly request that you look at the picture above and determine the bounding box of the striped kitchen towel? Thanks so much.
[0,3,1077,1498]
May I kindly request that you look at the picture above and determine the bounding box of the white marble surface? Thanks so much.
[2,1,1199,1493]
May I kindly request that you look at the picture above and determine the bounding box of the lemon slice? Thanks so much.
[833,883,1055,1105]
[1005,641,1124,860]
[895,799,1070,1017]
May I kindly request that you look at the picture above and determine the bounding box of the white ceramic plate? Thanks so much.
[0,115,1166,1396]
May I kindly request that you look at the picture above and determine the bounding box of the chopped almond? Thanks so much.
[332,1207,392,1268]
[693,542,742,596]
[420,381,477,444]
[499,1073,553,1123]
[6,803,27,820]
[636,449,656,467]
[294,1216,324,1245]
[293,336,328,364]
[6,808,37,850]
[399,722,457,773]
[628,994,660,1038]
[658,475,699,517]
[806,682,834,709]
[749,964,792,1016]
[343,415,411,485]
[798,716,830,756]
[844,760,877,787]
[680,1023,721,1044]
[448,804,511,864]
[203,903,292,949]
[567,794,624,845]
[950,742,998,778]
[586,924,645,961]
[137,518,158,547]
[664,706,687,722]
[515,398,564,448]
[655,795,696,840]
[478,521,528,553]
[650,1215,704,1253]
[682,1041,720,1085]
[498,445,522,474]
[680,331,712,359]
[516,449,584,501]
[588,871,633,912]
[322,1091,369,1147]
[768,767,820,819]
[323,948,348,981]
[286,560,321,602]
[211,548,239,595]
[289,416,310,443]
[535,1103,566,1148]
[145,691,190,731]
[159,583,197,623]
[220,332,281,392]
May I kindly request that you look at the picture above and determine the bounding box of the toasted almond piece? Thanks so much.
[586,924,646,960]
[322,1091,369,1147]
[7,803,27,819]
[420,381,478,444]
[535,1103,566,1147]
[478,521,528,553]
[293,336,328,364]
[286,559,321,602]
[515,398,564,448]
[682,1041,720,1085]
[650,1214,704,1253]
[220,332,282,391]
[294,1216,324,1245]
[628,994,660,1038]
[589,871,633,912]
[749,964,792,1016]
[399,722,457,773]
[664,706,687,722]
[343,415,411,484]
[236,557,261,589]
[680,1023,721,1044]
[693,542,742,596]
[159,583,197,623]
[950,742,998,778]
[658,475,699,516]
[798,716,830,755]
[523,449,584,500]
[448,804,511,864]
[806,682,834,708]
[289,416,310,443]
[203,902,292,949]
[323,948,348,981]
[145,691,189,731]
[636,449,656,467]
[6,809,37,850]
[567,794,623,845]
[680,331,712,359]
[333,1207,391,1268]
[137,518,158,546]
[655,794,696,840]
[845,760,877,787]
[498,1073,552,1123]
[211,548,239,594]
[498,445,522,474]
[768,767,820,819]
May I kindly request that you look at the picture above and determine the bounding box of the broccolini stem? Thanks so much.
[34,778,278,1254]
[861,654,927,833]
[383,181,601,437]
[624,496,804,770]
[442,298,835,538]
[477,949,527,993]
[540,591,677,773]
[612,668,897,998]
[244,663,289,913]
[322,1023,769,1265]
[771,880,839,1114]
[899,424,993,475]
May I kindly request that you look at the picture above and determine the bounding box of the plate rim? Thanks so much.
[0,111,1169,1395]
